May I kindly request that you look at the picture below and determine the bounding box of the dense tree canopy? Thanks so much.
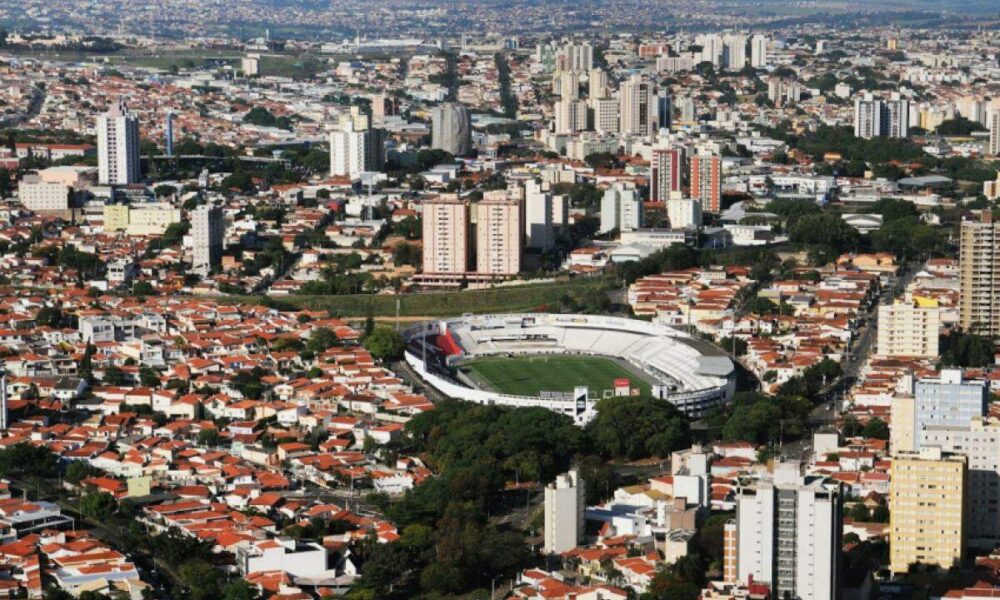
[586,397,690,460]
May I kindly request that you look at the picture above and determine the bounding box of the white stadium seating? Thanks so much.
[403,313,736,424]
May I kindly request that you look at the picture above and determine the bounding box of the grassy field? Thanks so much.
[232,277,610,318]
[460,355,652,397]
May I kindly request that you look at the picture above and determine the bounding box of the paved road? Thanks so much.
[807,263,917,429]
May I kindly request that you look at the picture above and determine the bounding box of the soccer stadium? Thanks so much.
[403,313,736,425]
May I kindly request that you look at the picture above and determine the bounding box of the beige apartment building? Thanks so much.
[422,194,469,275]
[876,295,940,357]
[889,447,966,573]
[475,192,522,277]
[104,203,182,236]
[959,212,1000,336]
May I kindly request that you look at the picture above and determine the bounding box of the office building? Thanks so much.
[589,68,608,99]
[619,75,654,137]
[876,296,940,358]
[889,447,966,573]
[691,153,723,213]
[650,147,684,202]
[656,94,672,130]
[544,470,585,554]
[97,98,141,185]
[165,112,175,157]
[989,109,1000,157]
[854,94,884,140]
[959,212,1000,335]
[524,180,555,250]
[422,194,469,274]
[667,198,703,230]
[600,183,642,233]
[475,192,521,276]
[750,35,768,68]
[17,176,70,211]
[915,369,987,427]
[893,369,988,455]
[191,205,224,274]
[723,34,747,71]
[734,461,842,600]
[920,417,1000,549]
[329,109,386,179]
[431,103,472,157]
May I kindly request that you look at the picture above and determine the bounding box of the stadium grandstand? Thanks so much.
[403,313,736,425]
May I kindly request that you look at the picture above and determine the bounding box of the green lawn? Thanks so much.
[460,355,652,397]
[226,277,610,318]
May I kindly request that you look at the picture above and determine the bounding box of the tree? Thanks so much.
[35,305,65,328]
[789,213,861,253]
[306,327,338,354]
[722,397,783,444]
[80,491,116,521]
[0,443,59,479]
[584,152,622,170]
[176,560,222,600]
[102,365,127,386]
[363,327,405,361]
[198,428,222,447]
[871,504,890,523]
[936,117,986,136]
[848,503,871,522]
[587,397,690,460]
[221,579,261,600]
[64,460,100,485]
[940,332,996,367]
[861,417,889,440]
[154,184,177,198]
[139,366,161,388]
[132,280,155,296]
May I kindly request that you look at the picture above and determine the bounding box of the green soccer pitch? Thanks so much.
[458,355,653,397]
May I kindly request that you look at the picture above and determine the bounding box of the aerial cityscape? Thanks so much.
[0,1,996,599]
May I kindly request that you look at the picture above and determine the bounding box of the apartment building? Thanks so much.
[889,447,967,573]
[97,98,141,186]
[421,194,469,275]
[192,205,224,274]
[667,197,703,230]
[475,192,522,277]
[329,108,386,179]
[544,470,585,554]
[960,212,1000,335]
[920,417,1000,549]
[17,176,70,211]
[690,153,722,213]
[600,183,642,234]
[734,461,842,600]
[650,147,684,202]
[524,180,555,250]
[104,203,182,236]
[876,296,940,358]
[619,75,654,137]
